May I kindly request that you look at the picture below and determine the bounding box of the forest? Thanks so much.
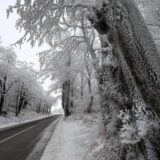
[3,0,160,159]
[0,45,53,117]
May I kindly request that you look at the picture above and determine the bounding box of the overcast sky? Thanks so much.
[0,0,49,69]
[0,0,52,90]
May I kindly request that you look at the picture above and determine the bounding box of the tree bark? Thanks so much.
[36,103,41,113]
[62,80,71,116]
[80,70,84,100]
[91,0,160,117]
[88,0,160,159]
[0,76,6,114]
[15,85,24,116]
[0,94,5,114]
[86,78,94,113]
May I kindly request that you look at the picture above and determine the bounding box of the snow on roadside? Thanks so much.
[0,110,50,129]
[41,112,104,160]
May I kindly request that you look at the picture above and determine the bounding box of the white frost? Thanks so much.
[41,113,103,160]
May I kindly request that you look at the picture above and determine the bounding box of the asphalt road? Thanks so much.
[0,115,60,160]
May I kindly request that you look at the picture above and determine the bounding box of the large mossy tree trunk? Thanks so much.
[91,0,160,116]
[88,0,160,159]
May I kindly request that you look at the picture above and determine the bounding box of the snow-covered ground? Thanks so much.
[0,110,50,129]
[41,113,104,160]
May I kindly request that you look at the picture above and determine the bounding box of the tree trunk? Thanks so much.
[0,76,6,114]
[62,80,71,116]
[15,85,24,116]
[80,70,84,100]
[87,95,94,113]
[36,104,41,113]
[86,78,94,113]
[18,98,24,114]
[23,101,28,109]
[15,96,20,117]
[70,81,74,109]
[88,0,160,159]
[0,94,5,114]
[91,0,160,116]
[43,105,45,114]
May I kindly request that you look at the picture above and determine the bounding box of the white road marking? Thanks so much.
[0,120,46,144]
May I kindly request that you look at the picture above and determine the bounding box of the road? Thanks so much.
[0,115,60,160]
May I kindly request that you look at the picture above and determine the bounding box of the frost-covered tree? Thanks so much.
[7,0,102,116]
[39,38,98,115]
[0,47,17,114]
[13,61,53,116]
[0,44,53,117]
